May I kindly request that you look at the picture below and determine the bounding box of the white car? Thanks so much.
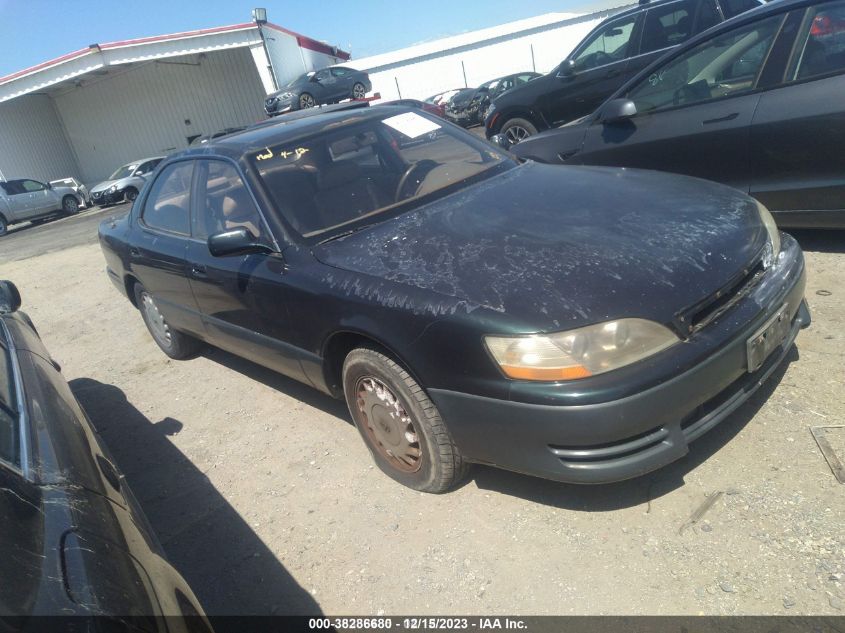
[0,178,84,236]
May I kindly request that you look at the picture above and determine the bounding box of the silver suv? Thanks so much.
[0,179,84,236]
[90,157,164,207]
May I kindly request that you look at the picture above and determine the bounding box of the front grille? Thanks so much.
[675,259,766,337]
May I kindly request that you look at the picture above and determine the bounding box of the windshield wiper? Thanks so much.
[315,223,375,245]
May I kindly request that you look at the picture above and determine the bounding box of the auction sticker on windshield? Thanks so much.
[382,112,441,138]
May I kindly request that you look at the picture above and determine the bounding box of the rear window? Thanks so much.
[251,111,508,238]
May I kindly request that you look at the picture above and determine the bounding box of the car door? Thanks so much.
[19,180,57,217]
[330,67,355,97]
[546,11,643,125]
[749,2,845,226]
[311,68,338,102]
[577,12,786,193]
[0,182,26,222]
[130,160,204,336]
[185,158,311,383]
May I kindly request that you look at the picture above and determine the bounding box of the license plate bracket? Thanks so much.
[746,303,790,373]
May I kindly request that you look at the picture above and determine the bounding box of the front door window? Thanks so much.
[572,15,638,71]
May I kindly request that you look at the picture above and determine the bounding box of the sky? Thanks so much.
[0,0,587,77]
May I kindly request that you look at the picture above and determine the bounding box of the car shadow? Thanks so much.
[469,346,798,511]
[69,377,323,624]
[199,346,351,423]
[790,228,845,254]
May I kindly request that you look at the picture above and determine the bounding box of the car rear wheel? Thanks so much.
[133,283,202,360]
[501,117,538,144]
[0,215,7,236]
[125,187,138,202]
[342,347,469,493]
[352,82,366,100]
[299,93,315,109]
[62,195,79,215]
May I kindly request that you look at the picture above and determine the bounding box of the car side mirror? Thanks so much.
[601,98,637,123]
[0,280,22,313]
[490,134,512,151]
[208,228,275,257]
[45,182,52,190]
[558,59,577,78]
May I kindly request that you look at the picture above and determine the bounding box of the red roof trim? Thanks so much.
[0,21,350,87]
[99,22,256,49]
[0,48,94,85]
[265,22,351,60]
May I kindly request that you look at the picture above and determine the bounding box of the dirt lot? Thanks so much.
[0,217,843,616]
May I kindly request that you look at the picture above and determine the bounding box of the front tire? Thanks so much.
[500,117,538,144]
[133,283,202,360]
[0,215,7,237]
[343,347,469,493]
[62,195,80,215]
[125,187,138,203]
[299,92,315,109]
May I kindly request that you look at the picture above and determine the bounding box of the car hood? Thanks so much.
[313,162,769,331]
[511,117,590,163]
[90,179,121,194]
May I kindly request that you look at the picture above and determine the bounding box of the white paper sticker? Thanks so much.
[382,111,442,139]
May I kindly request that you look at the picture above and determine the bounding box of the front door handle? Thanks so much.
[190,264,207,278]
[702,112,739,125]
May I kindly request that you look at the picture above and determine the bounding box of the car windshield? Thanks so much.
[285,72,311,88]
[251,110,511,239]
[109,164,137,180]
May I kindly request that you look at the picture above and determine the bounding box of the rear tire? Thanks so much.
[342,347,469,493]
[0,215,7,237]
[352,82,366,100]
[500,117,538,144]
[133,283,202,360]
[62,195,80,215]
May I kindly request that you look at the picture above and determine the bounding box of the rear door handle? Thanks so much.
[702,112,739,125]
[190,264,207,278]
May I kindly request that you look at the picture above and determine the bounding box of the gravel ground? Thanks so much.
[0,226,843,617]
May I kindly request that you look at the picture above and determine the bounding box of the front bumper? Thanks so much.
[90,190,123,206]
[429,237,809,484]
[265,100,293,116]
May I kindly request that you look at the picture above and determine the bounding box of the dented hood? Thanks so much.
[314,162,768,331]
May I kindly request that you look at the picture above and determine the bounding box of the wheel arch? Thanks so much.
[124,273,142,308]
[321,329,425,399]
[497,107,546,133]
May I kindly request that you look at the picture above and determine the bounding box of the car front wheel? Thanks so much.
[501,117,538,144]
[62,195,79,215]
[343,347,469,493]
[133,283,202,359]
[299,92,315,109]
[125,187,139,202]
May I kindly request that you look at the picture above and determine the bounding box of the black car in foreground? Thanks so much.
[265,66,371,116]
[485,0,763,142]
[0,281,211,627]
[99,106,809,493]
[510,0,845,229]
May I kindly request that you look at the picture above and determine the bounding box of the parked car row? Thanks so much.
[500,0,845,229]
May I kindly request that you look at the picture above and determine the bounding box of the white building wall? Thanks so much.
[352,10,627,101]
[0,94,81,182]
[52,47,266,183]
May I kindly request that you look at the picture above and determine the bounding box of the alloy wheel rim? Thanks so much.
[65,198,78,213]
[353,83,366,99]
[505,125,530,144]
[141,292,172,346]
[355,376,422,473]
[301,94,315,108]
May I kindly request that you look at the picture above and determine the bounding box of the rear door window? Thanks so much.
[140,161,193,235]
[641,0,696,54]
[790,1,845,80]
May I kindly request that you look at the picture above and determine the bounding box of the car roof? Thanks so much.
[179,104,403,159]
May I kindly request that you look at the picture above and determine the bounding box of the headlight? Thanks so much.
[484,319,679,381]
[756,200,781,268]
[109,184,118,192]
